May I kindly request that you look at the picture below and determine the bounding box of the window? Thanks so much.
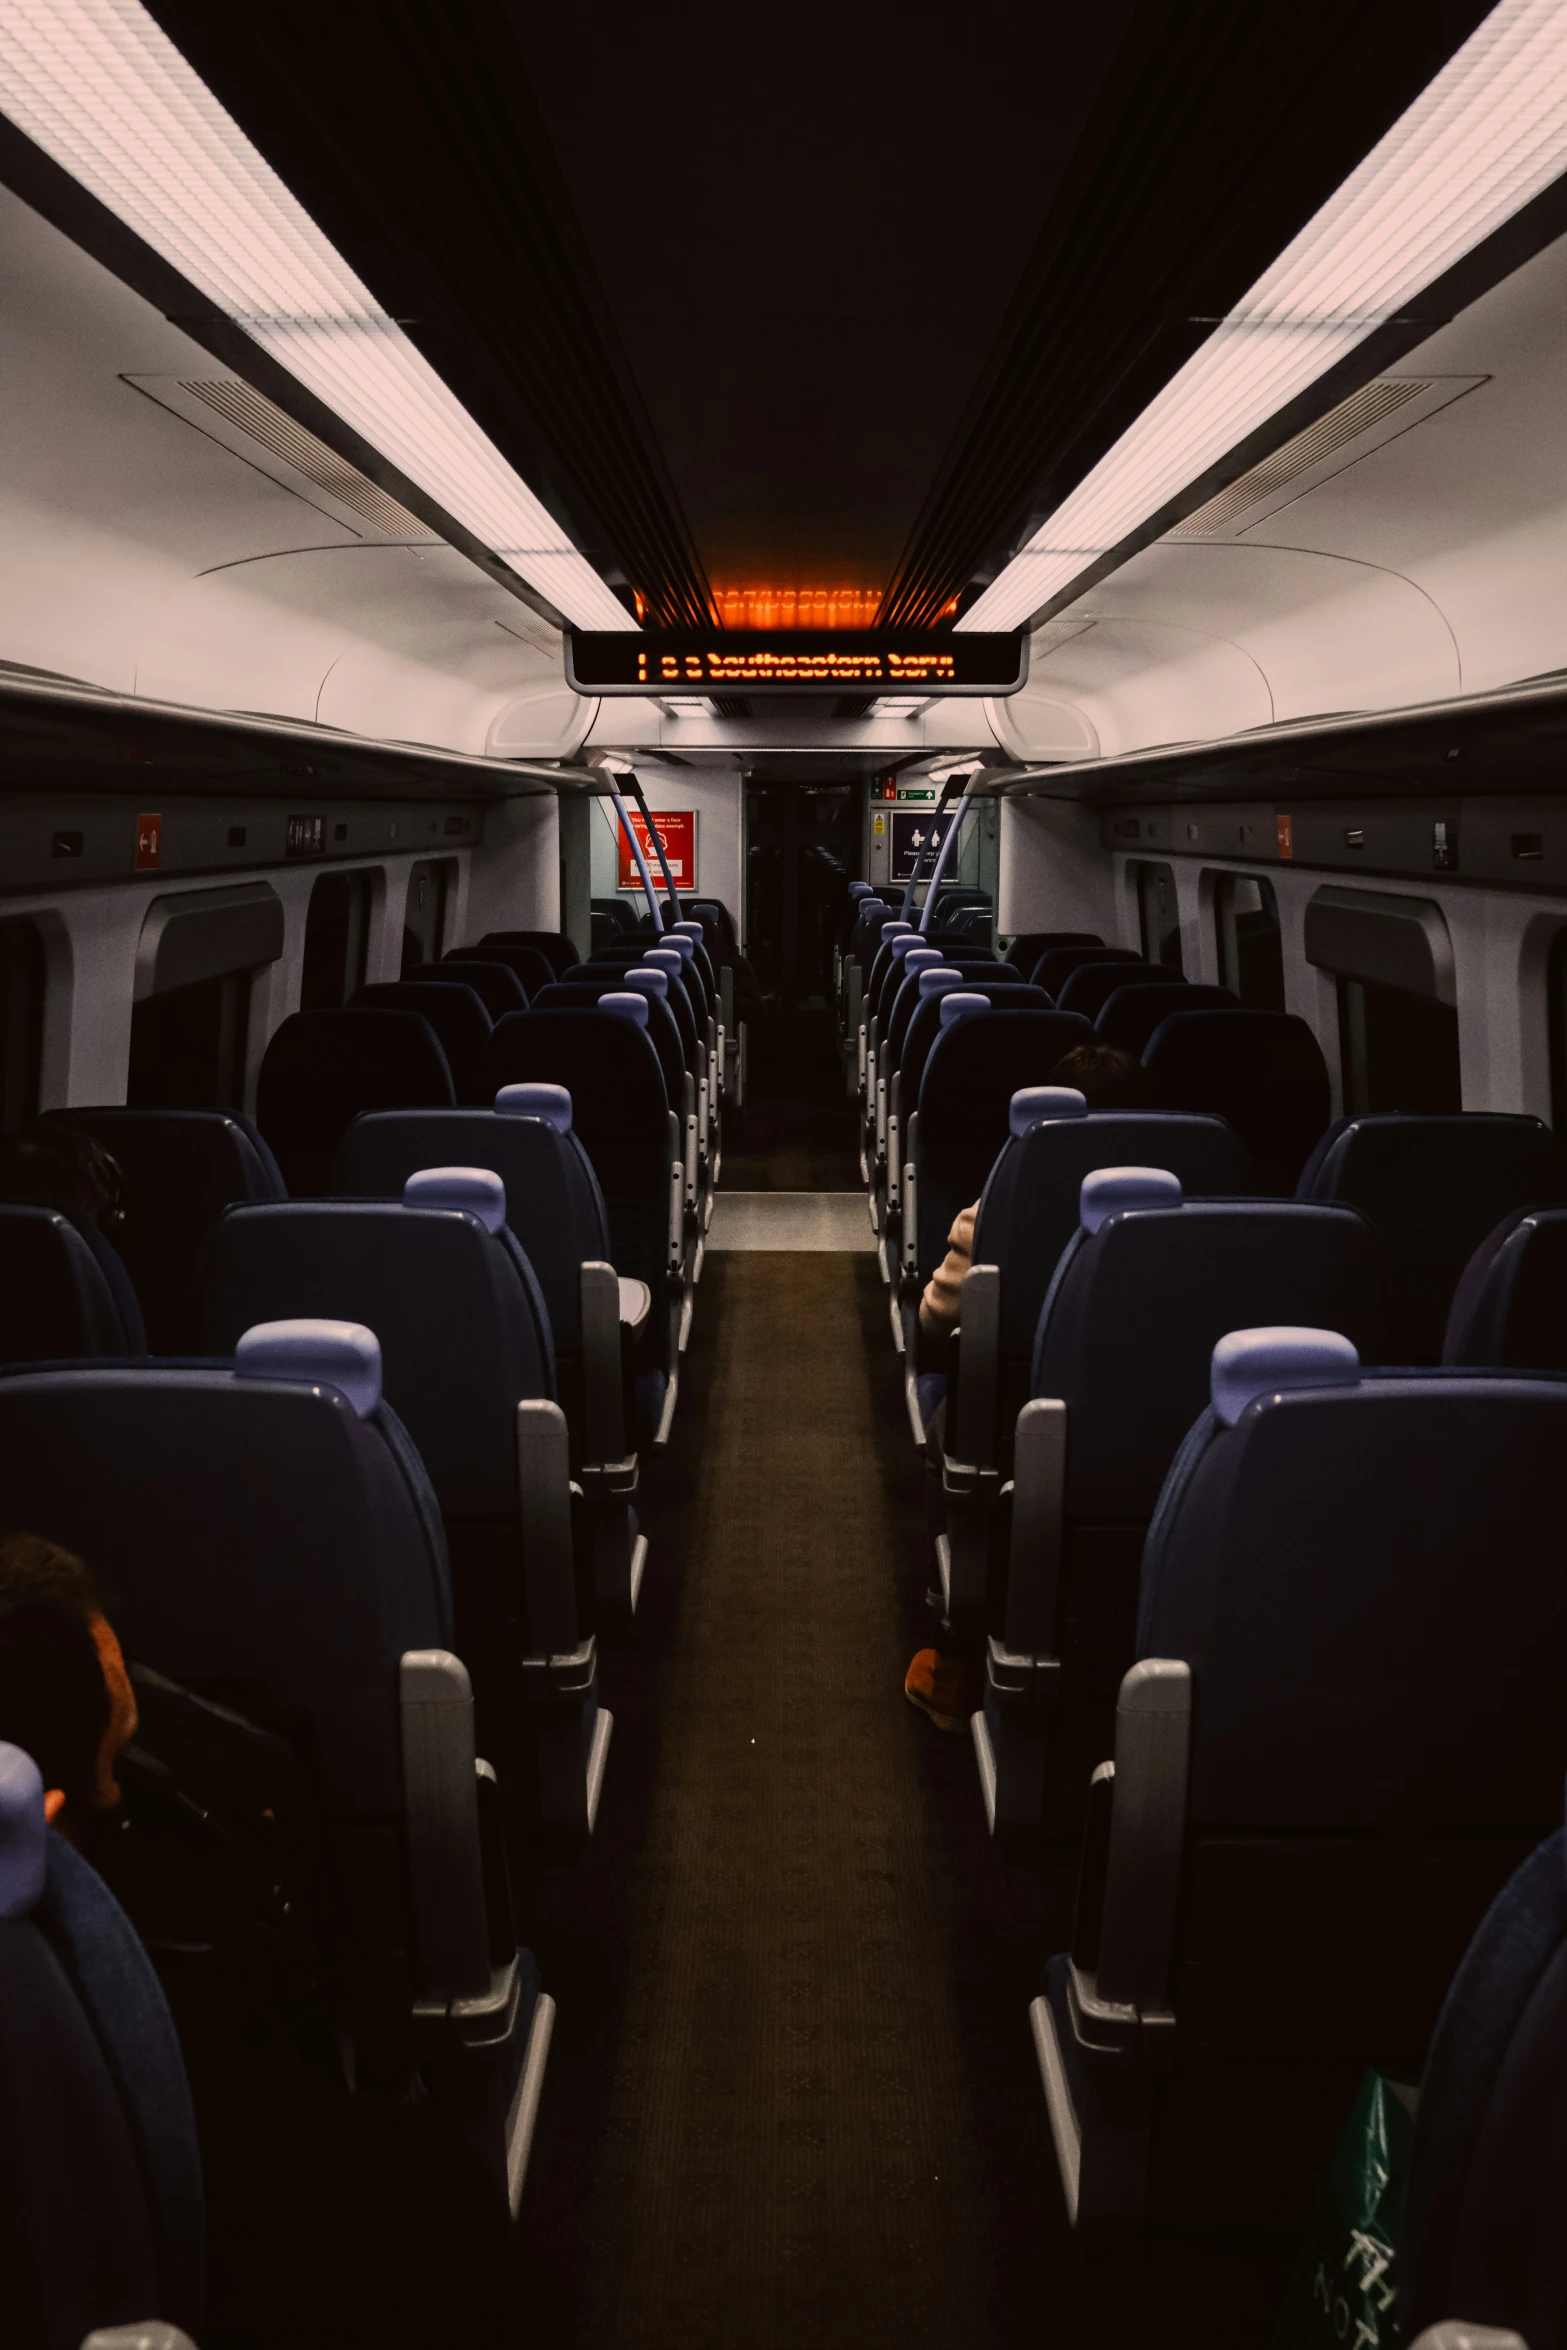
[0,918,44,1130]
[1213,872,1285,1010]
[1337,978,1461,1115]
[128,970,252,1109]
[300,871,373,1011]
[1134,861,1183,971]
[401,858,455,974]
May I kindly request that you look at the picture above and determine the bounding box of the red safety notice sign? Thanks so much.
[618,808,696,891]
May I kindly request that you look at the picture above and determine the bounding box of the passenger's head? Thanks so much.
[1048,1041,1152,1109]
[0,1532,137,1828]
[0,1121,125,1236]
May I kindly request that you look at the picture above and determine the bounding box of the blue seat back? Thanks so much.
[1143,1008,1330,1193]
[409,958,527,1021]
[202,1201,556,1514]
[1006,930,1101,975]
[1299,1114,1567,1362]
[474,1011,673,1319]
[1444,1203,1567,1370]
[974,1111,1252,1400]
[1402,1823,1567,2344]
[444,941,554,998]
[534,980,689,1107]
[898,983,1058,1125]
[327,1106,610,1360]
[1096,981,1239,1057]
[257,1010,455,1196]
[1033,944,1143,995]
[0,1205,142,1364]
[476,929,579,978]
[563,961,702,1072]
[349,980,492,1104]
[913,1009,1094,1277]
[1055,959,1171,1020]
[1034,1201,1389,1519]
[45,1107,284,1352]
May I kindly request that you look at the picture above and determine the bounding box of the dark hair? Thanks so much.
[1049,1041,1153,1109]
[0,1602,109,1811]
[0,1122,125,1235]
[0,1531,104,1622]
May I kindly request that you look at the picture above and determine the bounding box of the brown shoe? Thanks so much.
[904,1647,972,1734]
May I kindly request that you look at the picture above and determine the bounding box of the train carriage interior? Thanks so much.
[3,2,1567,2346]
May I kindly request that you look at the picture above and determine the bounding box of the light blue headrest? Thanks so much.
[1211,1327,1361,1429]
[1011,1086,1087,1136]
[663,934,696,962]
[625,965,670,1000]
[234,1319,382,1417]
[848,881,873,899]
[600,990,650,1027]
[402,1166,507,1235]
[889,933,921,962]
[882,921,912,940]
[904,948,942,976]
[1080,1166,1183,1234]
[645,947,682,973]
[494,1082,571,1132]
[918,966,963,999]
[0,1744,47,1920]
[672,921,703,939]
[939,991,990,1029]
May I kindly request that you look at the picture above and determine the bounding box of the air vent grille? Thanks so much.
[181,379,440,541]
[1166,378,1428,540]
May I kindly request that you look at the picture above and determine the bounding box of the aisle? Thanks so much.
[583,1247,993,2347]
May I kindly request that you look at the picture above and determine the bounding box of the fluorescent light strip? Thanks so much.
[959,0,1567,634]
[0,0,636,633]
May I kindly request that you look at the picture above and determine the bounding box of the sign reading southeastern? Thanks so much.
[566,629,1028,697]
[618,809,697,893]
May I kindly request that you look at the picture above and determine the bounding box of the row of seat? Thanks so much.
[0,900,747,2341]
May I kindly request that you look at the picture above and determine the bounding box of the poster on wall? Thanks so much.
[890,809,956,884]
[617,808,697,892]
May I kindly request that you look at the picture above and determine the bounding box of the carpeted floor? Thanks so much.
[580,1251,991,2344]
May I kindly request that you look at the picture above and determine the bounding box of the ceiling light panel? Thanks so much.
[960,0,1567,634]
[0,0,635,632]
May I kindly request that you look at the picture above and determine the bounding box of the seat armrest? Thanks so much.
[1095,1659,1191,2013]
[666,1111,684,1274]
[952,1265,1000,1468]
[580,1261,628,1465]
[1004,1398,1067,1654]
[400,1649,491,2006]
[900,1112,919,1272]
[515,1400,580,1655]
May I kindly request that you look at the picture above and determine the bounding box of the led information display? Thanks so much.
[566,629,1028,697]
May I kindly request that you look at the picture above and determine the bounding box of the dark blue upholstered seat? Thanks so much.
[0,1204,145,1363]
[1032,944,1143,996]
[1298,1113,1567,1361]
[1005,931,1102,976]
[410,958,527,1021]
[1444,1203,1567,1370]
[1096,981,1239,1059]
[257,1010,455,1196]
[444,941,555,999]
[1143,1008,1331,1193]
[349,980,492,1104]
[475,929,580,978]
[1054,960,1172,1020]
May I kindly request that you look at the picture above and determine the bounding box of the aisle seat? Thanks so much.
[349,980,492,1103]
[476,1007,685,1410]
[0,1745,204,2347]
[1033,944,1143,996]
[1096,982,1239,1059]
[1445,1204,1567,1370]
[407,957,527,1021]
[203,1187,618,1833]
[897,1001,1094,1411]
[0,1204,146,1363]
[256,1010,455,1196]
[1006,931,1102,976]
[1401,1807,1567,2346]
[878,974,1056,1251]
[1034,1334,1567,2240]
[1054,960,1174,1021]
[329,1089,656,1492]
[537,975,705,1248]
[1297,1113,1567,1361]
[1143,1008,1330,1193]
[0,1331,553,2203]
[967,1185,1388,1845]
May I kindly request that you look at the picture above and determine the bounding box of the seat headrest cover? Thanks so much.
[645,948,683,973]
[1010,1085,1087,1136]
[904,948,943,976]
[1080,1165,1184,1233]
[625,966,670,999]
[494,1081,572,1131]
[0,1743,46,1921]
[234,1318,383,1417]
[848,881,873,898]
[671,922,703,939]
[402,1165,507,1234]
[660,933,695,961]
[1210,1326,1361,1428]
[601,991,650,1027]
[918,966,963,999]
[939,991,991,1029]
[882,921,912,939]
[889,933,921,961]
